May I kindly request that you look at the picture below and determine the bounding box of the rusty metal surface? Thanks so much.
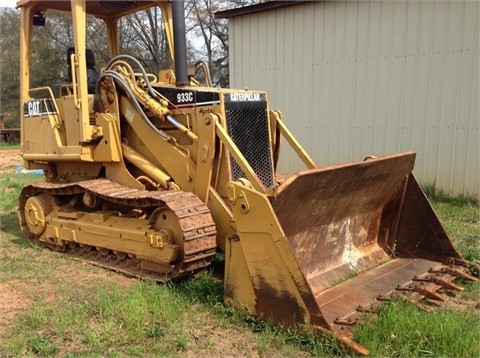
[271,152,416,295]
[394,175,462,260]
[267,152,476,351]
[317,258,477,339]
[19,179,217,280]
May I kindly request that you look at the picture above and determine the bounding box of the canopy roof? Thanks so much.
[15,0,166,19]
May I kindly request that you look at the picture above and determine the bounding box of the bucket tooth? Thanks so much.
[445,258,480,277]
[414,282,445,301]
[396,291,438,311]
[395,282,445,301]
[418,274,464,291]
[429,266,478,282]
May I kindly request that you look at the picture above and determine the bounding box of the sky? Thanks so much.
[2,0,18,8]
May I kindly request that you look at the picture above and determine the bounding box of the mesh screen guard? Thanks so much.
[224,93,275,189]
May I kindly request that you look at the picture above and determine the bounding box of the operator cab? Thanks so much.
[67,48,99,95]
[17,0,174,156]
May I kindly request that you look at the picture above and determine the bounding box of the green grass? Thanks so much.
[0,172,44,212]
[4,282,191,356]
[0,265,341,357]
[354,299,479,357]
[0,165,478,357]
[0,142,19,150]
[351,184,480,357]
[426,184,480,265]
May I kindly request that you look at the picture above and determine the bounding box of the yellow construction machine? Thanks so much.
[16,0,478,354]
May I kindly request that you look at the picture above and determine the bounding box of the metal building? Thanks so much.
[217,0,479,196]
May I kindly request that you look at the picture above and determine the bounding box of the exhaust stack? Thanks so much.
[171,0,189,86]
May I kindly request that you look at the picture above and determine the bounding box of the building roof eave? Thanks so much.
[215,1,310,19]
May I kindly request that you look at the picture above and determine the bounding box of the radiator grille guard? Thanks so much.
[224,93,274,189]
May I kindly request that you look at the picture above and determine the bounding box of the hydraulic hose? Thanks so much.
[105,54,159,100]
[194,60,212,87]
[95,70,173,143]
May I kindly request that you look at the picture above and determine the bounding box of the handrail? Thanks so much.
[69,53,81,109]
[28,86,63,129]
[271,110,317,169]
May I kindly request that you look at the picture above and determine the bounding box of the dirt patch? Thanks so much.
[56,259,134,291]
[444,292,480,311]
[0,252,134,336]
[0,149,22,169]
[0,280,32,335]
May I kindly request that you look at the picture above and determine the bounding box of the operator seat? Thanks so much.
[67,47,100,94]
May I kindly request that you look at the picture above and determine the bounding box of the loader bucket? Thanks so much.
[225,152,477,355]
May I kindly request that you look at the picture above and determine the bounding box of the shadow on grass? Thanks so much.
[172,264,347,357]
[0,211,30,248]
[0,209,348,357]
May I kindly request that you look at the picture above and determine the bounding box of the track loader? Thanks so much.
[16,0,478,354]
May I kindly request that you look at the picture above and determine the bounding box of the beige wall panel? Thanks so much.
[229,0,478,195]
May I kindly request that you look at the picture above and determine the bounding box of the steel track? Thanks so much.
[18,179,217,281]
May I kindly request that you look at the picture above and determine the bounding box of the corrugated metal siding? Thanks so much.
[229,0,479,196]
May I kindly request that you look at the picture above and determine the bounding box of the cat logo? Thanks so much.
[229,93,261,102]
[23,99,57,118]
[27,100,41,116]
